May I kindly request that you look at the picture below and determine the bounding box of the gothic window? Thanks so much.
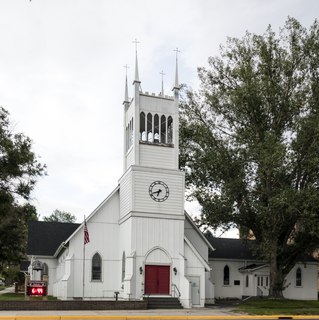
[160,115,166,143]
[147,113,153,142]
[154,114,159,143]
[92,253,102,281]
[223,265,230,285]
[140,112,146,141]
[138,112,173,145]
[129,118,134,147]
[41,263,48,279]
[125,125,128,151]
[296,267,302,287]
[167,116,173,143]
[122,251,126,282]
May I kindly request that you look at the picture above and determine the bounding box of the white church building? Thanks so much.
[25,51,318,307]
[26,52,215,308]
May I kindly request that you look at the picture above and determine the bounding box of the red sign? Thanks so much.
[27,285,47,296]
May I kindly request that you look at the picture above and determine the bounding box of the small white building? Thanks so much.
[25,51,318,306]
[208,237,318,301]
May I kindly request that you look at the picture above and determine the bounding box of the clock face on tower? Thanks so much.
[149,181,169,202]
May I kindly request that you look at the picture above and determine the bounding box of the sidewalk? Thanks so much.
[0,305,241,317]
[0,285,14,295]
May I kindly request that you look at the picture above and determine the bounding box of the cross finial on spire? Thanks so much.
[160,70,166,96]
[124,64,130,76]
[132,39,140,84]
[174,47,181,61]
[133,38,140,52]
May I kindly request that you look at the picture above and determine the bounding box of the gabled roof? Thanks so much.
[184,212,215,251]
[27,221,80,256]
[206,236,318,263]
[207,237,256,260]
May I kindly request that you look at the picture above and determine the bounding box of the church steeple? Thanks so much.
[172,48,180,94]
[133,39,141,85]
[123,65,130,105]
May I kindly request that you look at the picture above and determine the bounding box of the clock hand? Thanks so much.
[152,189,162,196]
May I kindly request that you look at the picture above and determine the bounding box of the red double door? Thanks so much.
[144,265,170,295]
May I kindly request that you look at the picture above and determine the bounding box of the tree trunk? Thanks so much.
[268,242,284,298]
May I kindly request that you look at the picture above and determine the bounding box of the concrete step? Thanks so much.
[144,297,183,309]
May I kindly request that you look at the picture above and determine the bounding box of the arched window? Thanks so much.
[296,267,302,287]
[122,251,126,282]
[154,114,159,143]
[245,275,249,287]
[129,118,134,148]
[92,253,102,281]
[167,116,173,143]
[160,115,166,143]
[41,263,48,279]
[147,113,153,142]
[223,265,230,285]
[125,125,129,151]
[140,112,146,141]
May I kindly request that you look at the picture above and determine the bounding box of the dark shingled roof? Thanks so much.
[207,237,256,260]
[27,221,80,256]
[206,236,318,263]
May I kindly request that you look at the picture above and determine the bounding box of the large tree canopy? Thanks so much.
[0,107,45,270]
[43,209,76,223]
[180,17,319,297]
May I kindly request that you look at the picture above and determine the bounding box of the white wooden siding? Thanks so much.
[139,144,176,170]
[126,148,135,169]
[132,216,184,258]
[119,172,132,219]
[184,219,208,261]
[140,94,175,114]
[132,170,185,215]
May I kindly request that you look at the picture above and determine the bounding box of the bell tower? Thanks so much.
[119,46,185,301]
[123,46,180,172]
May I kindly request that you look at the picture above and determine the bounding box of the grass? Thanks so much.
[234,298,319,315]
[0,292,58,301]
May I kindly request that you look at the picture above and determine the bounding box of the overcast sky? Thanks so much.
[1,0,318,236]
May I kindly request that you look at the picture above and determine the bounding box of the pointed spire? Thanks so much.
[160,70,165,96]
[133,39,141,84]
[123,65,130,105]
[173,48,180,91]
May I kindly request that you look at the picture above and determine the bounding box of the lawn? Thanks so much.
[0,292,58,301]
[235,298,319,315]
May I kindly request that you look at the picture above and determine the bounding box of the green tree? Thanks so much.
[43,209,76,223]
[180,17,319,298]
[0,107,45,271]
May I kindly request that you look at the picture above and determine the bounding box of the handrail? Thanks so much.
[171,283,181,298]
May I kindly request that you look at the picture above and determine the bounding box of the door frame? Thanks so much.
[144,264,171,295]
[188,275,201,306]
